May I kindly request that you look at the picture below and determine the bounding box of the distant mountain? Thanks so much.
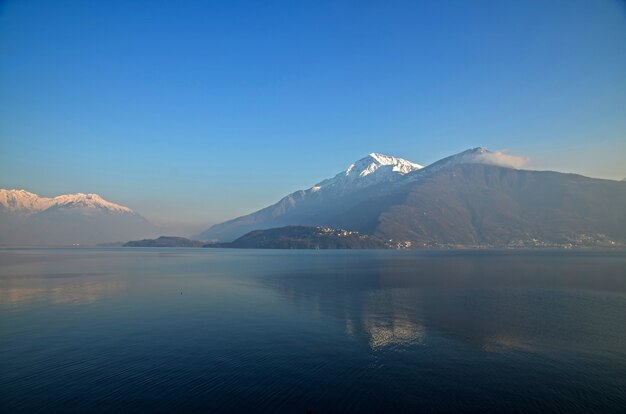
[196,148,626,247]
[124,236,204,247]
[207,226,391,249]
[0,189,157,246]
[0,189,135,214]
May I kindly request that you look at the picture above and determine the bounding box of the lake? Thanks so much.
[1,248,625,413]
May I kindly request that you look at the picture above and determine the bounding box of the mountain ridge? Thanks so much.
[0,189,134,214]
[195,148,626,246]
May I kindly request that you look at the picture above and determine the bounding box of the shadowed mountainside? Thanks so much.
[334,164,626,247]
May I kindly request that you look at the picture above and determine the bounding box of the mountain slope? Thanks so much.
[195,153,422,241]
[335,163,626,247]
[0,189,157,246]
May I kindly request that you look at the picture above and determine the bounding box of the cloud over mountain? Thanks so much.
[470,149,528,169]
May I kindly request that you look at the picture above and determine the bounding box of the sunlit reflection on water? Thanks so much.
[0,279,125,305]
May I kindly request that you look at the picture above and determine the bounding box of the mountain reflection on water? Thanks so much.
[1,248,625,413]
[261,251,626,354]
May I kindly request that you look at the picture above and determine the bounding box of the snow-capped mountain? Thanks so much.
[0,189,156,246]
[0,189,133,214]
[48,193,133,213]
[311,153,422,195]
[196,148,626,245]
[194,152,424,241]
[0,189,54,213]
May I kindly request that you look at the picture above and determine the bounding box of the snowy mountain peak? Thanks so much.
[0,189,134,214]
[0,189,54,212]
[313,153,423,194]
[345,153,422,178]
[51,193,133,213]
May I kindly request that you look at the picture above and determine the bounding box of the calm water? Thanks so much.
[1,249,625,413]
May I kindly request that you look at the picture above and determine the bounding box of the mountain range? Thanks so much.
[195,148,626,247]
[2,147,625,248]
[0,190,156,246]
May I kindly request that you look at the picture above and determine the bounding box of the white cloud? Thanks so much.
[472,151,528,169]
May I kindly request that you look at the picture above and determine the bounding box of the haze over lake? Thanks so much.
[1,248,625,413]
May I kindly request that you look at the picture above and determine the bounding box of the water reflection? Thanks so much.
[358,292,426,349]
[1,249,625,413]
[264,251,626,353]
[0,278,125,305]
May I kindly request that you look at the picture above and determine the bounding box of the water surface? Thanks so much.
[1,248,625,413]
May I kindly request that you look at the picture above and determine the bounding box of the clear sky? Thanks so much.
[1,0,625,231]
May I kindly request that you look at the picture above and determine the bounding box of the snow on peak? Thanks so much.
[312,153,422,193]
[0,189,54,212]
[0,189,134,214]
[51,193,133,213]
[345,153,422,178]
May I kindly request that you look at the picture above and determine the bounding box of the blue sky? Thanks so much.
[1,0,625,229]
